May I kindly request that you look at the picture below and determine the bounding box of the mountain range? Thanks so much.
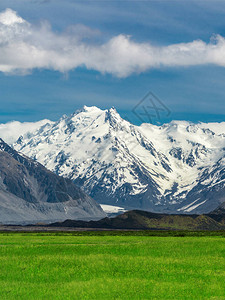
[10,106,225,215]
[0,138,105,224]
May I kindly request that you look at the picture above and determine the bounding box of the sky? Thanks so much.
[1,0,225,125]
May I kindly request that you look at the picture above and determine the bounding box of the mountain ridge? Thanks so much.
[13,106,225,214]
[49,207,225,231]
[0,138,105,224]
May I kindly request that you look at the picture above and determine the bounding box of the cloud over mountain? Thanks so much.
[0,119,52,145]
[1,8,225,77]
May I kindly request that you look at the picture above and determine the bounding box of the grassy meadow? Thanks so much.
[0,232,224,299]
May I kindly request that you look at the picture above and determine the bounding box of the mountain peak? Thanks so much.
[72,105,121,116]
[105,106,123,123]
[82,105,102,112]
[107,106,120,116]
[14,105,225,215]
[77,105,103,113]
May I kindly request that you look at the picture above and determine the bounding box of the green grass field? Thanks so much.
[0,232,224,299]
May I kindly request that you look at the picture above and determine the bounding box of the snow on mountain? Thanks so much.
[14,106,225,214]
[100,204,126,217]
[199,122,225,135]
[0,138,105,224]
[0,119,52,145]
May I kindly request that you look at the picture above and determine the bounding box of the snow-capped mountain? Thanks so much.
[13,106,225,214]
[0,138,105,224]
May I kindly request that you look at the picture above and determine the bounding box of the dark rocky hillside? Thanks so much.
[50,208,225,230]
[0,139,105,224]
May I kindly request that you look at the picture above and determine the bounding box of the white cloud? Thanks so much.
[1,8,225,77]
[0,119,52,145]
[0,8,25,26]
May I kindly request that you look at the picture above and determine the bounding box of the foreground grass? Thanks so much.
[0,233,224,299]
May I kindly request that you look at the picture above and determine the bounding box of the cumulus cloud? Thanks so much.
[1,8,225,77]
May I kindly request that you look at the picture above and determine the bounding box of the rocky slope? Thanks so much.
[0,139,105,224]
[14,106,225,214]
[211,201,225,214]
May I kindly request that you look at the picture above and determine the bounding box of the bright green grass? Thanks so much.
[0,233,224,299]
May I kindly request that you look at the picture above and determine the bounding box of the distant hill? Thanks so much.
[50,209,225,231]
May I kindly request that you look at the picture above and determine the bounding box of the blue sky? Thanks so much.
[1,0,225,124]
